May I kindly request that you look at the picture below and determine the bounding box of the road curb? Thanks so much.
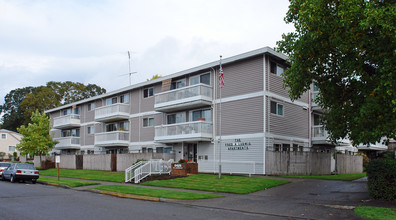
[97,190,160,201]
[38,181,71,189]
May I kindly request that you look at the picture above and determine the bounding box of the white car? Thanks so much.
[0,162,12,177]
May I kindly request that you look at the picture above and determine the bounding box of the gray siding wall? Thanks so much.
[216,56,263,99]
[130,89,140,114]
[130,117,139,142]
[268,99,309,139]
[140,83,161,113]
[217,96,263,136]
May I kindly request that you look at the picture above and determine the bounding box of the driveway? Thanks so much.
[165,177,394,219]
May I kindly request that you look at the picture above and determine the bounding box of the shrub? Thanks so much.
[366,159,396,201]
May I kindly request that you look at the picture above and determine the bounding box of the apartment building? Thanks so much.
[46,46,339,174]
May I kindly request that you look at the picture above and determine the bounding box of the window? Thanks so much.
[105,123,118,132]
[120,94,130,103]
[8,146,15,152]
[270,61,284,76]
[314,114,321,126]
[62,108,71,116]
[1,134,6,139]
[156,147,163,153]
[120,121,129,131]
[270,101,284,116]
[274,144,281,151]
[87,102,95,111]
[106,97,117,105]
[170,79,186,90]
[189,73,210,85]
[87,126,95,134]
[190,109,211,121]
[167,112,186,124]
[282,144,290,152]
[143,88,154,98]
[61,129,80,137]
[72,106,80,115]
[143,118,154,127]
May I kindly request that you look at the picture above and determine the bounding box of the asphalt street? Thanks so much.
[1,176,395,220]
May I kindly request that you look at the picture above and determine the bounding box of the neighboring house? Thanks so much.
[45,46,359,174]
[0,129,22,160]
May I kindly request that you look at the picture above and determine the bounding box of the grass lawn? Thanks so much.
[38,176,100,187]
[354,206,396,220]
[39,169,124,182]
[275,173,366,181]
[141,174,290,194]
[92,185,223,200]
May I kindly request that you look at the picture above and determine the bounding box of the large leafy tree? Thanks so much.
[277,0,395,145]
[17,110,57,164]
[0,87,35,131]
[1,82,106,130]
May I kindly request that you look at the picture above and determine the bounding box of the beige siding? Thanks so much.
[130,89,140,114]
[268,99,309,139]
[217,96,263,136]
[131,117,139,142]
[216,56,263,99]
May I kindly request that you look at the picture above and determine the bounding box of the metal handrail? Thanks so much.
[125,159,174,183]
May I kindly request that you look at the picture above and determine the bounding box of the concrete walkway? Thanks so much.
[40,175,396,219]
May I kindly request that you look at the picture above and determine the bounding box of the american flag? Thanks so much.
[219,62,224,88]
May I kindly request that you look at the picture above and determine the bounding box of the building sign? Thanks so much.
[225,139,251,150]
[173,164,183,169]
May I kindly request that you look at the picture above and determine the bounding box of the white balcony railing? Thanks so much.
[94,103,130,122]
[53,114,80,129]
[312,125,329,140]
[155,121,213,143]
[154,84,212,112]
[94,131,129,146]
[54,136,80,149]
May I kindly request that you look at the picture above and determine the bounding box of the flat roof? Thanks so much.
[46,46,288,113]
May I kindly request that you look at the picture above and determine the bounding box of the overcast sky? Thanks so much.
[0,0,294,105]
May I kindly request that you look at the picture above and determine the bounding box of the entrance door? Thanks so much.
[187,143,197,162]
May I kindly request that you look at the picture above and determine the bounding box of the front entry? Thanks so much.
[187,143,197,162]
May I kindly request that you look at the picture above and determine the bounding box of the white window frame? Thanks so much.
[189,72,211,86]
[270,101,284,116]
[120,93,130,104]
[87,126,95,134]
[270,61,284,77]
[143,87,154,98]
[87,102,95,111]
[1,134,6,139]
[106,97,117,105]
[189,108,212,122]
[143,117,154,127]
[166,112,186,124]
[171,78,186,90]
[8,146,15,152]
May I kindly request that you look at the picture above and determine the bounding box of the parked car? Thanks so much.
[2,163,39,184]
[0,162,12,177]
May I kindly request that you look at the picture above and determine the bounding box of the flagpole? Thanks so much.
[219,55,223,179]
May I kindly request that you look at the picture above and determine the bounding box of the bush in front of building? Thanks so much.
[366,159,396,201]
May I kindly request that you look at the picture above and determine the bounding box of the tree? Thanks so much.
[17,110,57,164]
[46,81,106,104]
[1,82,106,130]
[277,0,395,145]
[20,86,62,125]
[147,74,162,81]
[0,87,35,131]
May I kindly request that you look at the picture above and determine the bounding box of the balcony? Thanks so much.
[54,137,80,150]
[312,125,330,144]
[154,84,212,112]
[94,131,129,147]
[155,121,213,143]
[52,114,81,129]
[95,103,130,122]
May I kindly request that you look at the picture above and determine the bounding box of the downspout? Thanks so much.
[263,54,267,175]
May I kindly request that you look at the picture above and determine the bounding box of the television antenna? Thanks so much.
[118,51,137,85]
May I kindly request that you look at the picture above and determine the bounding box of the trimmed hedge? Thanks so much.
[366,159,396,201]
